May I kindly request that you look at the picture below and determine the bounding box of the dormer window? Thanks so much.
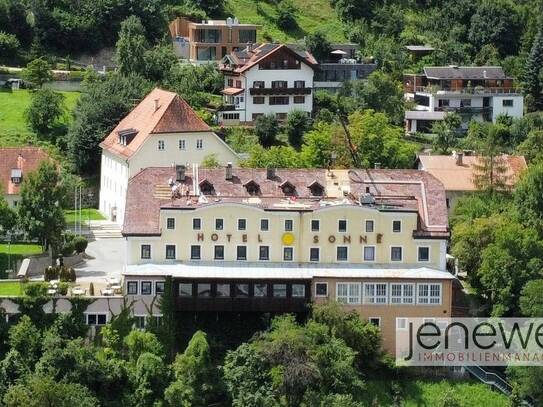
[243,180,260,196]
[280,180,296,196]
[308,180,324,197]
[199,179,215,195]
[10,169,22,184]
[117,128,138,146]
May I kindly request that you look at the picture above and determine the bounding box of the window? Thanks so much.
[438,99,449,107]
[235,284,249,297]
[87,314,107,326]
[191,245,201,260]
[284,219,293,231]
[127,281,138,295]
[235,80,242,88]
[196,139,203,149]
[141,281,152,295]
[253,80,265,88]
[391,283,414,304]
[269,96,289,105]
[337,283,361,304]
[336,246,348,261]
[196,46,216,61]
[369,318,381,328]
[418,247,430,262]
[338,219,347,232]
[310,247,320,262]
[294,80,305,88]
[260,219,269,231]
[197,283,211,297]
[364,283,388,304]
[227,78,234,87]
[155,281,165,295]
[179,139,186,150]
[165,245,176,260]
[237,246,247,260]
[396,318,408,330]
[214,245,224,260]
[238,219,246,230]
[193,218,201,230]
[283,247,293,261]
[167,218,175,230]
[259,246,270,261]
[141,245,151,259]
[293,96,305,104]
[273,284,287,297]
[215,218,224,230]
[271,80,287,88]
[460,99,471,107]
[223,113,240,120]
[254,284,268,297]
[292,284,305,297]
[391,246,403,262]
[503,99,514,107]
[365,220,374,233]
[315,282,328,297]
[216,283,230,297]
[253,96,265,104]
[311,219,320,232]
[418,283,441,304]
[158,140,165,150]
[392,220,402,233]
[363,246,375,261]
[135,316,145,329]
[179,283,193,297]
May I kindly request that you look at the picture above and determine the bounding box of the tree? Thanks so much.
[0,193,16,233]
[432,113,461,154]
[300,123,335,167]
[132,352,169,406]
[115,15,148,76]
[25,89,65,138]
[0,31,19,60]
[8,316,41,367]
[285,110,311,148]
[17,161,66,254]
[243,145,302,168]
[164,63,223,108]
[143,42,177,82]
[524,27,543,111]
[21,57,53,88]
[124,330,163,362]
[305,31,331,62]
[519,279,543,317]
[276,0,298,30]
[254,114,279,147]
[333,0,376,22]
[201,154,221,168]
[516,130,543,163]
[514,163,543,232]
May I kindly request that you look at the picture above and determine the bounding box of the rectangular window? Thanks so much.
[369,318,381,328]
[259,246,270,261]
[315,282,328,297]
[271,80,287,89]
[337,283,361,304]
[193,218,201,230]
[396,318,408,330]
[260,219,269,231]
[503,99,514,107]
[127,281,138,295]
[141,281,152,295]
[365,220,374,232]
[155,281,165,295]
[418,247,430,262]
[391,283,414,304]
[338,219,347,232]
[363,246,375,261]
[214,245,224,260]
[235,80,242,88]
[238,219,246,230]
[293,96,305,104]
[196,139,203,149]
[167,218,175,230]
[158,140,165,150]
[165,245,176,260]
[310,247,320,262]
[191,245,201,260]
[292,284,305,297]
[254,283,268,297]
[216,283,230,297]
[294,80,305,88]
[178,139,186,150]
[141,245,151,259]
[87,314,107,326]
[337,246,348,261]
[269,96,289,105]
[135,316,145,329]
[215,218,224,230]
[392,220,402,233]
[197,283,211,297]
[283,247,293,261]
[460,99,471,107]
[227,79,234,87]
[253,80,265,88]
[311,219,320,232]
[391,246,403,262]
[253,96,265,104]
[273,284,287,297]
[235,284,249,297]
[418,283,441,304]
[237,246,247,260]
[179,283,193,297]
[364,283,388,304]
[284,219,293,231]
[439,99,449,107]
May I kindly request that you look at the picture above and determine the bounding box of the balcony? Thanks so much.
[409,85,521,95]
[435,106,491,113]
[249,87,312,96]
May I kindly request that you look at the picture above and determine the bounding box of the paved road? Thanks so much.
[74,238,125,283]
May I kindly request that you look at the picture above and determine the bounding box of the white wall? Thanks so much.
[492,95,524,121]
[99,151,129,224]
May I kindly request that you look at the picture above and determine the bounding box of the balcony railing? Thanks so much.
[249,87,312,95]
[409,85,521,95]
[435,106,491,113]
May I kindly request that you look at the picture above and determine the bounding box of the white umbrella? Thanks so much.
[331,49,348,55]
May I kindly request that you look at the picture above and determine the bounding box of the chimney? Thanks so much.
[456,152,463,166]
[266,168,275,179]
[154,98,160,112]
[225,162,233,180]
[176,165,186,181]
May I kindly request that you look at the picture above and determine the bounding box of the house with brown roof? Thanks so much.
[218,43,317,124]
[98,88,239,224]
[416,152,527,211]
[0,147,52,208]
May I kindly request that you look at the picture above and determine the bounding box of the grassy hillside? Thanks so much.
[225,0,346,43]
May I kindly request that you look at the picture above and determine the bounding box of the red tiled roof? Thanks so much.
[0,147,51,195]
[123,167,449,238]
[99,88,211,159]
[221,87,244,96]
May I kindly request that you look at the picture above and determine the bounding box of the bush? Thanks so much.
[57,282,69,295]
[59,266,76,283]
[24,282,49,297]
[44,266,59,282]
[25,89,65,137]
[61,241,75,257]
[73,236,88,253]
[276,0,298,30]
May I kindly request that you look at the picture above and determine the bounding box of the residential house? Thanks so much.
[218,44,317,125]
[98,88,239,225]
[404,66,524,133]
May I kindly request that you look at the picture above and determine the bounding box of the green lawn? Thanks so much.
[0,280,25,296]
[64,208,105,223]
[0,89,79,147]
[0,243,43,276]
[226,0,346,43]
[364,379,508,406]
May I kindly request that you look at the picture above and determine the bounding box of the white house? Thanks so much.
[99,88,239,224]
[218,44,317,125]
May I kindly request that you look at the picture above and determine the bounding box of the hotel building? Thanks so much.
[121,166,457,352]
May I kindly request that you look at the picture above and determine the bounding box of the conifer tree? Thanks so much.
[524,27,543,111]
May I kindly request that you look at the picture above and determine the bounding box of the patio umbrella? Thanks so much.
[331,49,348,55]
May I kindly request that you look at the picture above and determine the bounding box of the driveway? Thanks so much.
[74,238,125,283]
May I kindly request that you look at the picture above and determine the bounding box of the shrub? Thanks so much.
[276,0,297,30]
[24,282,49,297]
[73,236,88,253]
[25,89,65,137]
[59,266,76,283]
[254,114,279,147]
[58,282,69,295]
[44,266,59,281]
[89,282,94,296]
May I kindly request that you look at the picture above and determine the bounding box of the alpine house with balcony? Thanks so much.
[404,66,524,134]
[218,44,317,124]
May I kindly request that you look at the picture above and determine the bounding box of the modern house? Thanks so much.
[218,44,317,125]
[98,88,239,225]
[0,147,52,208]
[169,17,260,63]
[404,66,524,133]
[416,152,527,211]
[120,166,457,352]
